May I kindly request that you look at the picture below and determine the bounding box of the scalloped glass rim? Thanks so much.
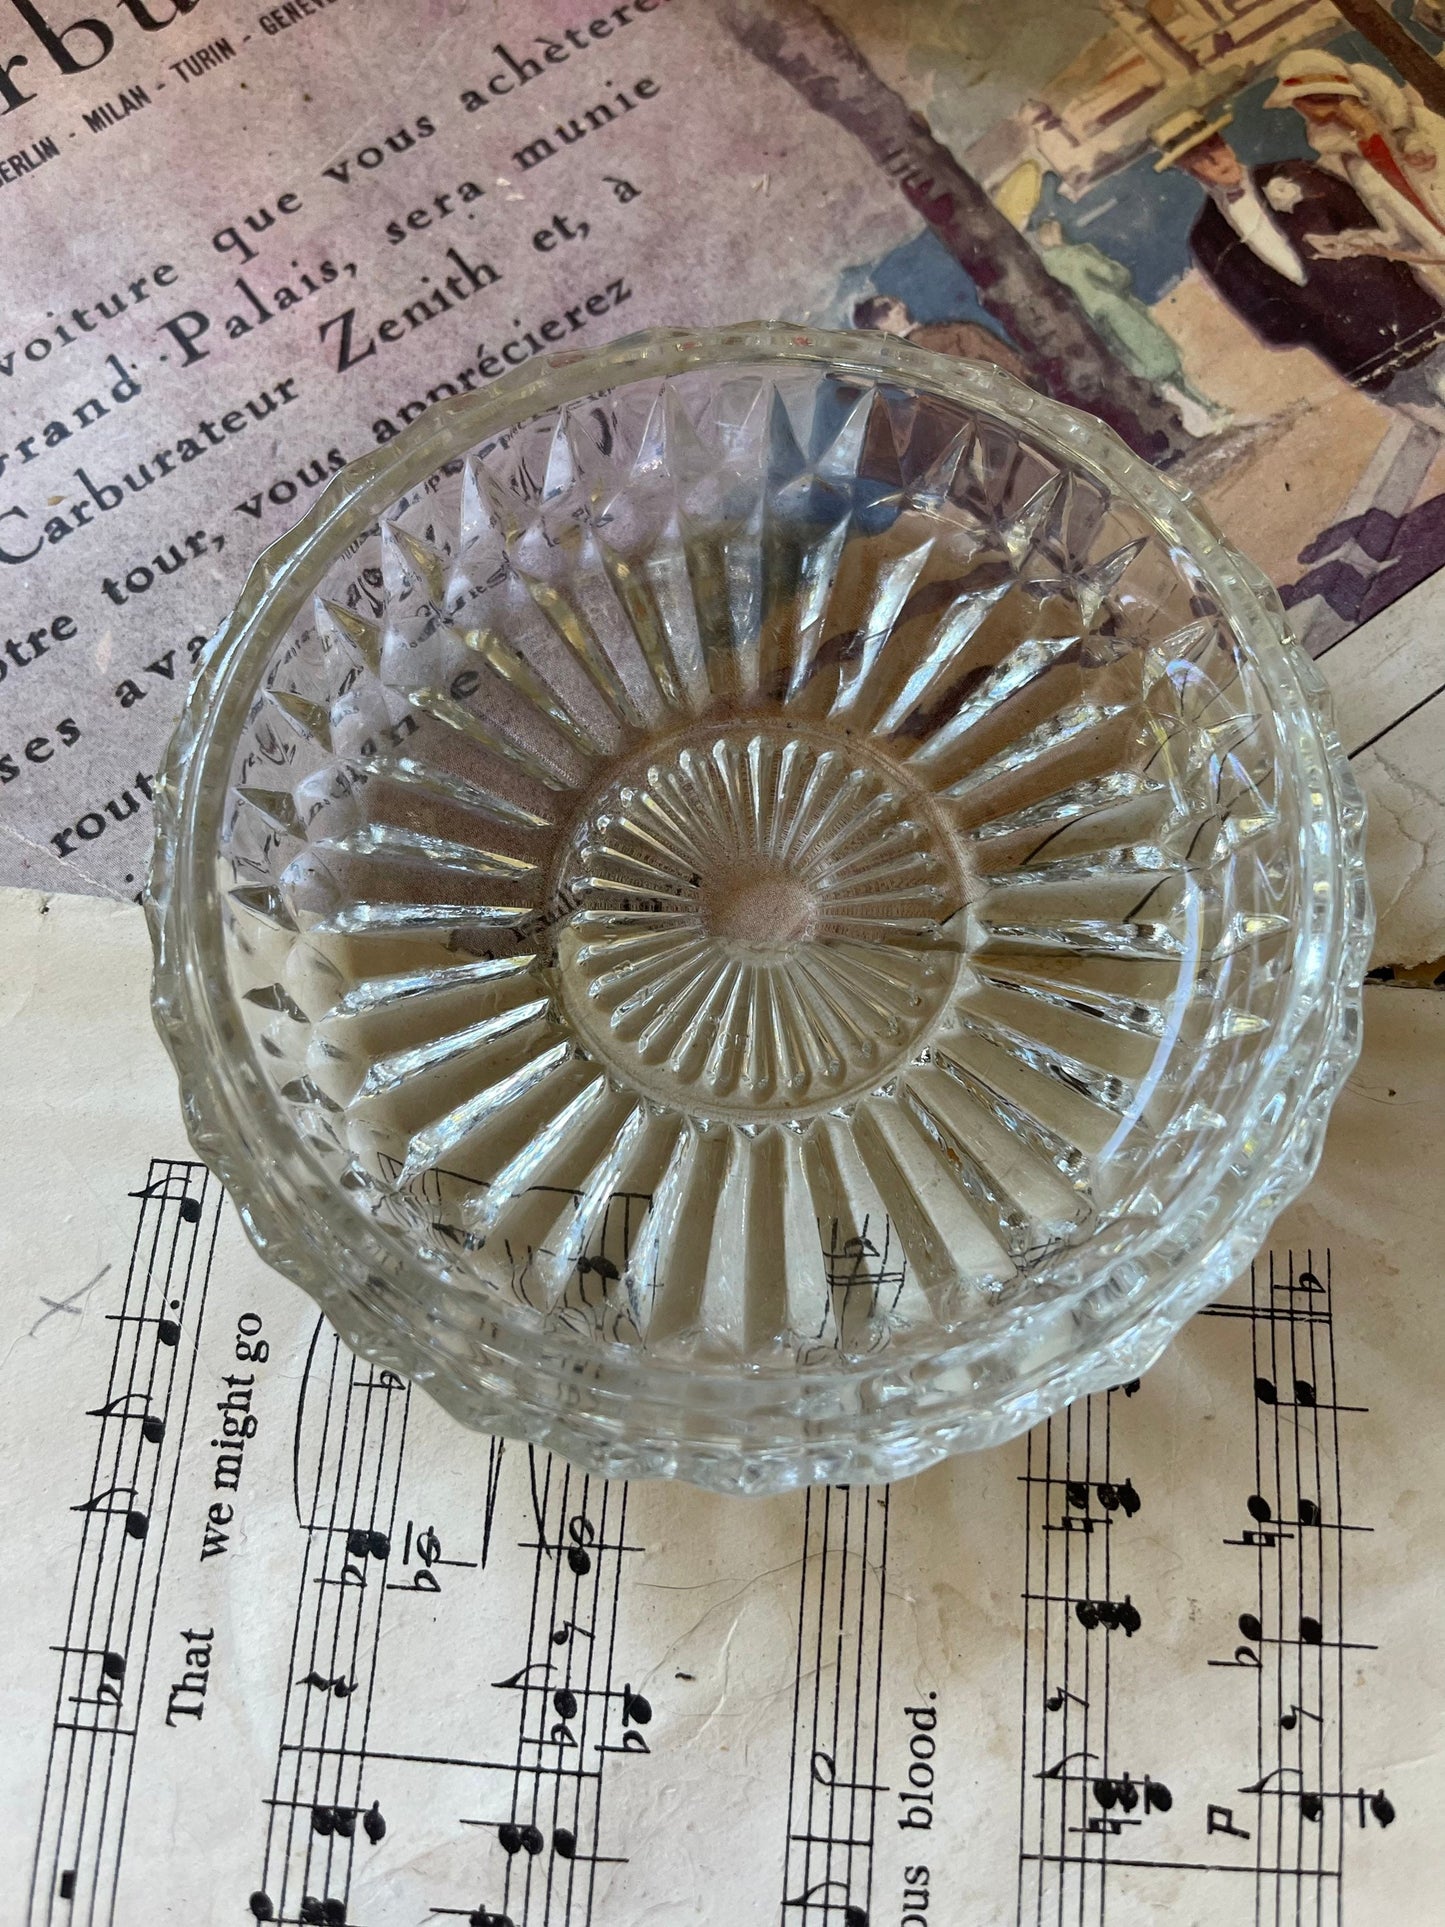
[147,323,1371,1494]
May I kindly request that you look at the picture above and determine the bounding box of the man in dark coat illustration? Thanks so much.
[1152,106,1445,427]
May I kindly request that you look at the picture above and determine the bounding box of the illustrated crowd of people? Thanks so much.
[856,44,1445,443]
[1154,48,1445,436]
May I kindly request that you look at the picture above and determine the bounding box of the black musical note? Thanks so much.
[1207,1611,1263,1668]
[1091,1772,1172,1815]
[551,1619,593,1647]
[345,1527,389,1560]
[88,1393,164,1450]
[67,1641,128,1703]
[567,1513,596,1576]
[1247,1494,1272,1522]
[468,1908,515,1927]
[311,1800,385,1844]
[52,1642,127,1682]
[553,1687,579,1719]
[1239,1779,1396,1828]
[1299,1498,1322,1526]
[1073,1595,1141,1635]
[621,1684,652,1727]
[1091,1780,1133,1813]
[128,1179,202,1222]
[1281,1703,1321,1730]
[498,1821,545,1856]
[1253,1372,1338,1411]
[297,1897,346,1925]
[71,1485,147,1540]
[1301,1615,1323,1646]
[401,1520,443,1591]
[296,1671,356,1699]
[1045,1688,1087,1713]
[248,1894,274,1921]
[552,1827,576,1859]
[784,1878,867,1924]
[1095,1477,1141,1517]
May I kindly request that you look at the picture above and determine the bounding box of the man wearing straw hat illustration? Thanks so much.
[1151,103,1445,432]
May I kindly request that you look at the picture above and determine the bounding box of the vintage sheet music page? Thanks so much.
[0,888,1440,1923]
[3,1,1443,1920]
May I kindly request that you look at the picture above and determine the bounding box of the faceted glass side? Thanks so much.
[148,327,1370,1492]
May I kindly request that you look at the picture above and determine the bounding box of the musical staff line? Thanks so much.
[251,1320,411,1925]
[1018,1381,1145,1925]
[251,1162,653,1927]
[28,1161,220,1927]
[1015,1248,1384,1924]
[481,1443,647,1926]
[1020,1853,1342,1876]
[457,1175,653,1927]
[781,1483,890,1927]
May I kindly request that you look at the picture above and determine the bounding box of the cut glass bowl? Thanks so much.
[148,325,1370,1494]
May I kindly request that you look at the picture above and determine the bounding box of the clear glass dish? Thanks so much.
[147,324,1370,1494]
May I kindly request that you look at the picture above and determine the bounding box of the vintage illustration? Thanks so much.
[0,0,1439,961]
[734,0,1445,657]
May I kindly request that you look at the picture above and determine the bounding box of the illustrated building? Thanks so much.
[971,0,1348,197]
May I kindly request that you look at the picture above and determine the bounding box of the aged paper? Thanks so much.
[2,882,1441,1925]
[1,0,1444,962]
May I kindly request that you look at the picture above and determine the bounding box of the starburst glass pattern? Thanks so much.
[556,727,966,1116]
[149,326,1369,1493]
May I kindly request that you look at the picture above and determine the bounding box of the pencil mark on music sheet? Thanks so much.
[29,1264,112,1339]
